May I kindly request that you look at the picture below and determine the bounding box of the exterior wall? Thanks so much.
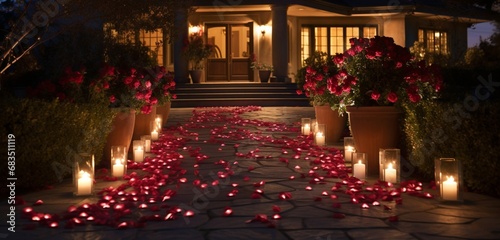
[382,15,406,46]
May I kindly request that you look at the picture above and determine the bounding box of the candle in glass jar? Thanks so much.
[151,129,159,141]
[303,124,311,135]
[155,116,162,129]
[134,146,144,162]
[315,132,325,146]
[353,160,366,179]
[344,146,354,163]
[112,159,125,177]
[77,170,92,195]
[384,163,397,183]
[442,176,458,201]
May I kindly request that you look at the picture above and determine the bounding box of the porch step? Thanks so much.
[170,82,310,108]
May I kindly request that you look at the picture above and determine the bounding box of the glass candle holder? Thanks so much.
[379,148,400,183]
[301,118,311,135]
[141,135,152,152]
[311,119,318,134]
[344,137,355,163]
[435,158,463,202]
[352,152,367,180]
[155,114,163,130]
[111,145,127,178]
[73,153,94,196]
[133,140,145,162]
[150,121,159,141]
[315,123,326,146]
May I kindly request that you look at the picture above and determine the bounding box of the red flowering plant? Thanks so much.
[296,51,343,110]
[329,36,443,113]
[91,65,171,114]
[27,67,86,102]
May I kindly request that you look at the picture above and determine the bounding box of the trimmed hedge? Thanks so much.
[403,97,500,197]
[0,94,116,195]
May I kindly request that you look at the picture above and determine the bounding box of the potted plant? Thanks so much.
[296,51,347,144]
[183,32,214,83]
[327,36,443,175]
[250,53,273,82]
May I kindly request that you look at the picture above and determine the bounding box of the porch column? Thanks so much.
[174,7,189,85]
[271,4,289,83]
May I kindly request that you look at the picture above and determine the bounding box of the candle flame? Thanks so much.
[114,159,123,165]
[79,170,90,178]
[358,160,362,164]
[445,175,455,182]
[316,132,324,137]
[346,146,354,151]
[387,163,393,169]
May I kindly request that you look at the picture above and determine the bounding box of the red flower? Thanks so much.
[109,95,116,103]
[386,92,398,103]
[371,91,381,101]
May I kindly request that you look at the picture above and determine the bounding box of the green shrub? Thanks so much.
[403,98,500,197]
[0,94,115,195]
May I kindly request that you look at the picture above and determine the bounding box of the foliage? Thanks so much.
[409,41,451,67]
[402,99,500,197]
[329,36,443,114]
[103,36,158,69]
[183,32,215,70]
[249,53,273,71]
[295,51,343,110]
[0,93,115,195]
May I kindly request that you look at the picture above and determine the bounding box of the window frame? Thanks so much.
[418,28,449,55]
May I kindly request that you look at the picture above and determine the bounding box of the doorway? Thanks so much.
[206,23,253,81]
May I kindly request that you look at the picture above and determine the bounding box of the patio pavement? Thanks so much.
[2,106,500,240]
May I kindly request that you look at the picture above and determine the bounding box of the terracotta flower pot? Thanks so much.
[258,70,272,83]
[346,106,401,176]
[314,105,347,144]
[156,102,171,127]
[102,108,136,168]
[133,105,157,141]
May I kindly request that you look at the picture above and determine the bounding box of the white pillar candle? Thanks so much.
[134,146,144,162]
[344,146,354,163]
[315,132,325,146]
[151,130,159,141]
[303,123,311,135]
[112,159,125,177]
[353,160,366,179]
[77,171,92,195]
[144,139,151,152]
[442,176,458,201]
[384,163,397,183]
[155,117,162,130]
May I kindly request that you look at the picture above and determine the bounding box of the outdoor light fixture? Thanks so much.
[301,118,311,135]
[189,25,202,34]
[260,25,266,35]
[73,153,94,196]
[111,146,127,178]
[379,148,400,183]
[352,152,367,180]
[435,158,462,202]
[344,137,355,163]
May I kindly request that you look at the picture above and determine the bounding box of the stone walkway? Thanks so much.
[2,107,500,240]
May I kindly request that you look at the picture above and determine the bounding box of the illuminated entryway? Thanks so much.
[206,23,253,82]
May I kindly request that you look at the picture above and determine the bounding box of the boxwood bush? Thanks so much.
[0,94,116,195]
[403,68,500,197]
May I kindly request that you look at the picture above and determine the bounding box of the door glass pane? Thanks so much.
[207,26,226,58]
[301,27,310,65]
[230,26,250,58]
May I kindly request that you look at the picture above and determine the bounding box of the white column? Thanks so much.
[271,4,289,83]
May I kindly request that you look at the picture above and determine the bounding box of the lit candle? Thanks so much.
[134,146,144,162]
[303,123,311,135]
[315,132,325,146]
[112,158,125,177]
[155,117,162,130]
[144,138,151,152]
[353,160,366,179]
[384,163,397,183]
[151,129,159,141]
[344,146,354,163]
[77,170,92,195]
[442,176,458,201]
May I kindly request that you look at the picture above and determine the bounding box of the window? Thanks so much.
[418,29,448,54]
[140,29,165,66]
[301,26,377,64]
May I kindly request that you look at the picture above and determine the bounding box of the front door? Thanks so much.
[206,23,253,81]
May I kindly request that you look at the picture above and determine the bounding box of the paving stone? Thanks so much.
[347,228,417,240]
[207,228,288,240]
[139,229,205,240]
[201,217,272,229]
[399,212,474,224]
[215,201,294,217]
[304,216,389,229]
[281,206,334,218]
[273,218,304,230]
[141,214,210,230]
[393,221,500,239]
[285,229,349,240]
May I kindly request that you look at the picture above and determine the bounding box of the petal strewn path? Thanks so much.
[3,107,500,240]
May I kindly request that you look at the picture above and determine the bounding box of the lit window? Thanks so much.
[301,27,310,65]
[418,29,448,54]
[140,29,164,66]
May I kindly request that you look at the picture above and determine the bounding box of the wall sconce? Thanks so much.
[189,25,202,35]
[259,25,268,36]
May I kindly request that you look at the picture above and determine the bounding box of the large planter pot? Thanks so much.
[346,106,401,176]
[314,105,347,144]
[133,105,157,141]
[156,102,171,127]
[189,70,203,83]
[102,109,136,168]
[258,70,272,83]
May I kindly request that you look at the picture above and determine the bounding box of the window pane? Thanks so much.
[418,29,424,43]
[363,27,377,38]
[345,27,360,49]
[301,27,310,65]
[315,27,328,53]
[330,27,344,54]
[140,29,164,66]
